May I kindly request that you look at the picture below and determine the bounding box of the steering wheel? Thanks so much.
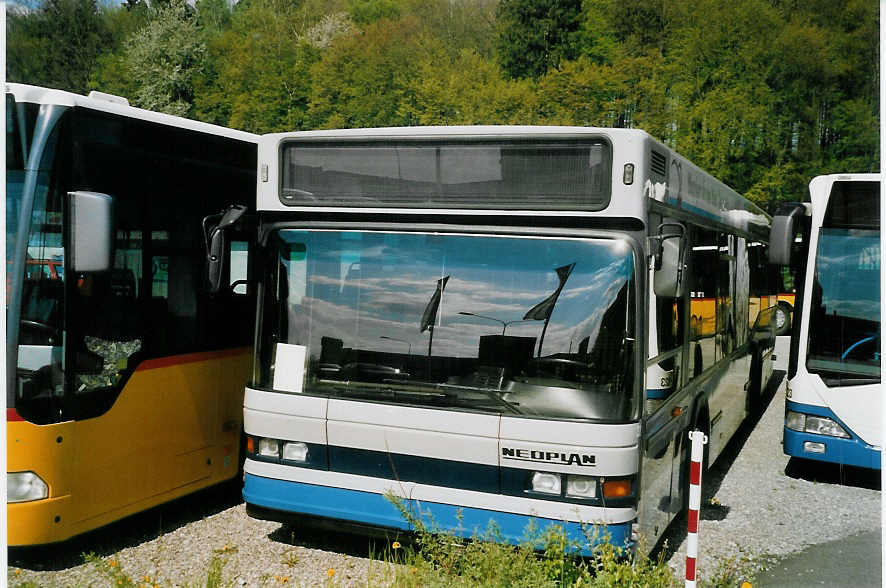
[20,319,59,344]
[841,334,879,361]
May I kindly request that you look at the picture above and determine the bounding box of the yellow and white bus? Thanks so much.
[6,84,258,545]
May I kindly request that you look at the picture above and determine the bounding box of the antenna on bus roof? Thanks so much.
[87,90,130,107]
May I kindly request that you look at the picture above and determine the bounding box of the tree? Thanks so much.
[404,49,539,125]
[122,0,206,117]
[7,0,111,93]
[308,17,431,128]
[196,0,320,133]
[495,0,583,79]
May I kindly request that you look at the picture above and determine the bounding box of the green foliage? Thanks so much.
[121,0,207,117]
[496,0,584,79]
[405,49,540,125]
[347,0,401,24]
[382,492,680,587]
[307,17,429,128]
[8,0,879,210]
[7,0,111,93]
[195,0,320,132]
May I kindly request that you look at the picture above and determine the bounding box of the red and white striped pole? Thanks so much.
[685,430,708,588]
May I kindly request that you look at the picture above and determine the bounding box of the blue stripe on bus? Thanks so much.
[243,473,632,554]
[646,388,672,400]
[328,445,499,494]
[783,401,881,469]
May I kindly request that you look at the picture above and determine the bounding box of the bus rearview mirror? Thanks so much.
[654,235,686,298]
[769,203,807,266]
[203,205,248,294]
[68,191,114,273]
[653,222,686,299]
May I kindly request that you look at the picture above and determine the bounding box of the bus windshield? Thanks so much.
[257,230,638,421]
[807,227,880,381]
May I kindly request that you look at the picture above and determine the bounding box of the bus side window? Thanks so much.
[716,232,736,359]
[689,228,719,379]
[230,240,249,295]
[647,214,685,415]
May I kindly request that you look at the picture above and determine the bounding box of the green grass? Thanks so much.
[375,493,759,587]
[10,506,761,588]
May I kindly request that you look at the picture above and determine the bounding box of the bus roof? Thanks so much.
[6,83,259,144]
[263,125,648,142]
[259,125,770,234]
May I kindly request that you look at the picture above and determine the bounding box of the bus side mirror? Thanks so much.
[203,205,247,293]
[653,223,686,298]
[68,191,114,272]
[769,203,807,265]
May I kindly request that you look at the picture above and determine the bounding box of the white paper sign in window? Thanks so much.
[273,343,306,393]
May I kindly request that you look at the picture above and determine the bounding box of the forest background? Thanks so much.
[6,0,879,211]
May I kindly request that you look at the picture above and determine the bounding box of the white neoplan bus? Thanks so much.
[211,126,777,553]
[770,174,881,470]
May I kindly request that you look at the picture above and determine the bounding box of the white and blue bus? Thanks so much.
[210,126,777,552]
[770,174,881,470]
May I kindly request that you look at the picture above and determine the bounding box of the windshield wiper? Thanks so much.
[313,379,522,414]
[821,376,881,387]
[435,382,522,415]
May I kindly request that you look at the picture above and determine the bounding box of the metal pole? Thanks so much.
[685,429,708,588]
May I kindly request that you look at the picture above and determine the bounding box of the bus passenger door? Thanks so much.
[640,286,686,545]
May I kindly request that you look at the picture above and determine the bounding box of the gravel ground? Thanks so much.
[9,341,881,586]
[659,338,881,581]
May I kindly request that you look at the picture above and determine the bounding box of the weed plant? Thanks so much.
[380,493,755,587]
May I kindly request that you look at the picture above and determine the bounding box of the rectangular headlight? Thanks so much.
[804,441,826,454]
[565,475,597,499]
[8,471,49,503]
[804,415,850,438]
[530,471,561,495]
[282,441,309,462]
[258,438,281,458]
[785,410,805,431]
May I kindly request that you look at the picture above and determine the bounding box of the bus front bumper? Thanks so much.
[783,402,881,470]
[7,494,74,546]
[243,473,633,555]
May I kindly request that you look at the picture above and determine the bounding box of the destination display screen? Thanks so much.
[280,139,612,211]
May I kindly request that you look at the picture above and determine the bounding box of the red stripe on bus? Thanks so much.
[7,407,25,421]
[688,509,699,534]
[685,557,696,581]
[690,461,701,485]
[135,348,250,372]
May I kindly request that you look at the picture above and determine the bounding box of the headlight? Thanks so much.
[785,411,850,438]
[282,441,309,462]
[804,415,850,438]
[530,472,561,495]
[258,438,281,458]
[565,475,597,499]
[8,471,49,503]
[785,410,806,431]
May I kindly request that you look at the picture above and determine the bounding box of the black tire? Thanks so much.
[748,352,763,415]
[775,302,792,336]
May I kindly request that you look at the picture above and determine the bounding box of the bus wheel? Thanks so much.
[775,302,791,336]
[748,352,763,415]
